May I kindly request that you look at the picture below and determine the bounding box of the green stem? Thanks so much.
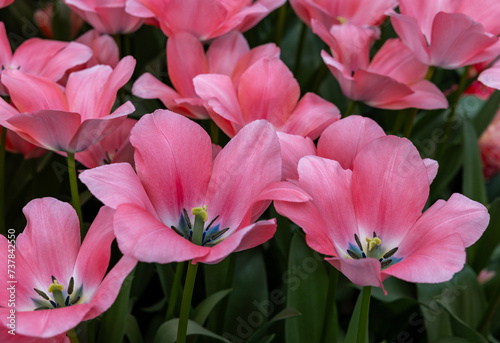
[320,268,338,343]
[478,283,500,334]
[425,66,435,81]
[391,110,406,135]
[403,108,419,138]
[67,328,80,343]
[166,262,186,321]
[357,286,372,343]
[293,23,307,76]
[210,121,219,146]
[0,126,6,236]
[311,62,328,94]
[177,261,199,343]
[67,152,83,231]
[274,3,287,46]
[343,100,356,118]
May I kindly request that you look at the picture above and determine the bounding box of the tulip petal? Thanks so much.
[390,13,430,65]
[317,115,385,170]
[326,257,385,290]
[207,31,249,75]
[37,42,93,81]
[277,132,316,181]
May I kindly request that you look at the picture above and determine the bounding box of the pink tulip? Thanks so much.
[133,30,280,119]
[75,30,120,69]
[317,23,448,110]
[1,129,46,159]
[391,0,500,69]
[194,56,340,138]
[479,110,500,179]
[75,117,136,169]
[80,110,309,264]
[64,0,144,34]
[0,0,13,8]
[34,2,85,39]
[0,22,93,96]
[0,198,136,340]
[478,59,500,92]
[0,56,136,153]
[125,0,285,40]
[275,135,489,293]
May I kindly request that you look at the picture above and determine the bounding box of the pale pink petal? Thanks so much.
[1,70,68,113]
[277,132,316,181]
[15,198,80,293]
[351,136,430,247]
[238,58,300,126]
[423,158,439,184]
[167,31,209,97]
[478,61,500,90]
[204,120,281,230]
[130,110,212,225]
[231,43,280,88]
[381,80,448,110]
[91,34,120,67]
[83,255,137,320]
[0,97,19,130]
[73,206,116,297]
[37,42,93,81]
[114,203,209,263]
[11,39,66,74]
[459,0,500,35]
[317,115,386,170]
[390,13,430,65]
[7,110,81,152]
[326,257,385,290]
[125,0,157,18]
[198,219,277,264]
[429,12,499,69]
[279,92,340,139]
[207,31,249,75]
[79,162,157,215]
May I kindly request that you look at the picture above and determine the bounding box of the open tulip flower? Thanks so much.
[133,30,280,119]
[64,0,145,34]
[391,0,500,69]
[317,23,448,110]
[125,0,285,41]
[0,22,93,96]
[0,198,137,340]
[80,110,309,264]
[275,135,489,293]
[0,56,136,153]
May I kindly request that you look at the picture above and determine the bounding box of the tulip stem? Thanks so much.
[320,268,339,342]
[210,120,219,146]
[177,261,199,343]
[293,23,307,76]
[403,108,419,138]
[357,286,372,343]
[343,100,356,118]
[67,152,83,231]
[0,126,6,236]
[166,262,186,321]
[67,328,80,343]
[274,3,287,46]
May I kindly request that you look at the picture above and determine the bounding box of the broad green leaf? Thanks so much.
[437,300,488,343]
[285,232,336,343]
[471,198,500,272]
[473,90,500,136]
[462,117,488,205]
[125,315,144,343]
[246,308,301,343]
[154,319,231,343]
[344,288,369,343]
[192,288,232,325]
[434,337,472,343]
[97,268,135,343]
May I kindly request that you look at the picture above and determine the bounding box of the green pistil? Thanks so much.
[191,206,207,245]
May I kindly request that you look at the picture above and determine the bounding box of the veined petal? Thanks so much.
[231,43,280,88]
[326,257,385,290]
[130,110,212,225]
[380,80,448,110]
[207,31,249,75]
[351,136,430,247]
[37,41,93,81]
[390,13,430,65]
[317,115,385,170]
[0,97,19,130]
[277,132,316,181]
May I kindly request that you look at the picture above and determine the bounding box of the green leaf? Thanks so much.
[434,337,472,343]
[436,300,488,343]
[246,308,301,343]
[192,288,232,325]
[154,319,231,343]
[473,90,500,136]
[97,268,135,343]
[125,315,144,343]
[462,117,488,205]
[471,198,500,272]
[344,289,369,343]
[285,232,336,343]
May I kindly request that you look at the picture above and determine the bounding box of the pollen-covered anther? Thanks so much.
[366,236,381,251]
[191,205,208,222]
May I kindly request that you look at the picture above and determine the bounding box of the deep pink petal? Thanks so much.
[390,13,430,65]
[0,22,12,72]
[79,162,157,215]
[167,31,209,97]
[277,132,316,181]
[326,257,385,290]
[317,115,385,170]
[204,120,281,230]
[197,219,277,264]
[1,70,68,113]
[351,136,430,247]
[73,206,116,297]
[207,31,249,75]
[7,110,81,152]
[114,203,210,263]
[15,198,80,294]
[381,80,448,110]
[279,92,340,139]
[0,97,19,130]
[231,43,280,88]
[130,110,212,225]
[37,41,93,81]
[238,58,300,126]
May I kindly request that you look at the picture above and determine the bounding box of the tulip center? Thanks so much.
[171,206,229,247]
[31,276,83,310]
[337,16,347,25]
[346,232,400,268]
